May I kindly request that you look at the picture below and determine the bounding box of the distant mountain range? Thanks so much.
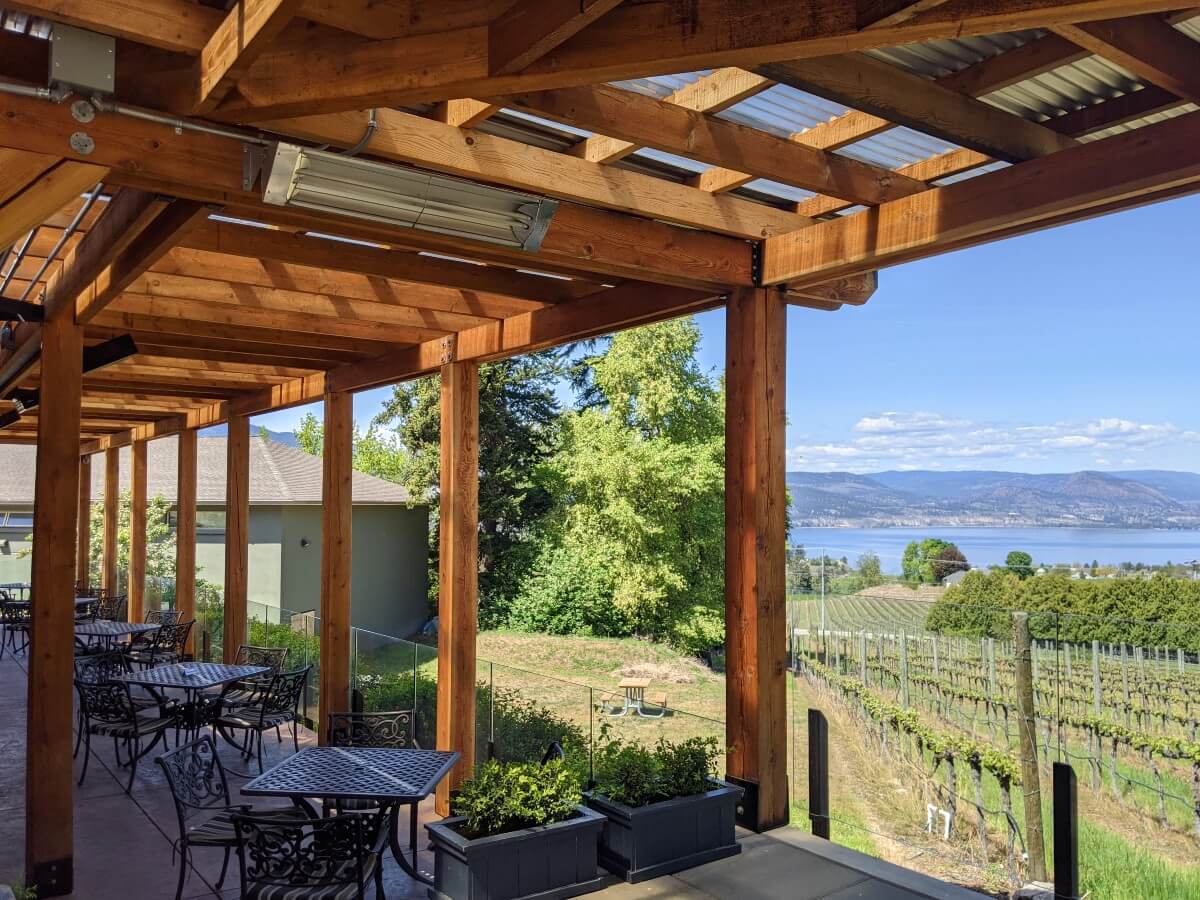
[787,470,1200,528]
[201,424,300,448]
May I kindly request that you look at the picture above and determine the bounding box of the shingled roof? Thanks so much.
[0,437,414,505]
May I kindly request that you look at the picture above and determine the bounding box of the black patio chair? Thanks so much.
[127,607,181,655]
[73,650,132,757]
[215,665,311,773]
[156,735,309,900]
[126,619,194,669]
[232,809,387,900]
[96,593,128,622]
[74,597,100,624]
[75,679,175,792]
[215,644,290,710]
[0,599,30,659]
[327,710,421,873]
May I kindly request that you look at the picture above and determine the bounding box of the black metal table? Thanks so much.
[242,745,461,885]
[75,620,159,650]
[113,662,269,737]
[0,583,30,600]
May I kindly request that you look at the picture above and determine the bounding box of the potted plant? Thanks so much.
[585,735,742,882]
[426,758,606,900]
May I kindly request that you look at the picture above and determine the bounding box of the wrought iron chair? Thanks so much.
[97,593,128,622]
[0,599,31,659]
[156,735,309,900]
[127,607,181,655]
[74,597,100,624]
[73,650,133,757]
[218,644,290,709]
[327,710,422,873]
[126,619,194,669]
[75,679,175,792]
[232,809,387,900]
[215,665,311,773]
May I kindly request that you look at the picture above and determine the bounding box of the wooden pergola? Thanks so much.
[0,1,1196,894]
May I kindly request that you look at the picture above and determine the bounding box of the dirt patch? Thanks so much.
[612,661,698,684]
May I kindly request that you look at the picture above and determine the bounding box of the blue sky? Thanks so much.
[252,193,1200,475]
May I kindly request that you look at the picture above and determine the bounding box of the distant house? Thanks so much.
[942,569,969,587]
[0,437,429,639]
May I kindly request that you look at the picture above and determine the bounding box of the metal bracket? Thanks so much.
[242,143,268,192]
[727,774,760,831]
[437,336,457,366]
[49,24,115,96]
[750,241,764,287]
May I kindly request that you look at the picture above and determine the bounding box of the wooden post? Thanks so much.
[101,447,119,597]
[859,631,867,684]
[128,440,147,621]
[1013,612,1047,881]
[900,629,910,708]
[75,454,91,593]
[436,361,479,815]
[223,414,250,663]
[1092,640,1103,718]
[319,390,353,745]
[25,311,83,897]
[724,285,788,832]
[176,430,197,656]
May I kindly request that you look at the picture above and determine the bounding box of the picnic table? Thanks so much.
[242,745,460,885]
[608,677,668,718]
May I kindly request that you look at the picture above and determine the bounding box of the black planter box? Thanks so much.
[585,779,743,882]
[426,805,606,900]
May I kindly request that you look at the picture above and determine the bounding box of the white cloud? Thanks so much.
[787,413,1197,472]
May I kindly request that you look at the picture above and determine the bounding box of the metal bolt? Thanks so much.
[69,132,95,155]
[70,100,95,124]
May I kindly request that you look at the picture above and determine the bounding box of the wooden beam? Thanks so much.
[76,454,91,593]
[0,161,105,253]
[24,309,82,897]
[436,360,478,815]
[1054,14,1200,104]
[0,148,59,206]
[786,272,878,307]
[318,390,353,744]
[128,440,147,621]
[223,414,250,663]
[1046,84,1182,137]
[434,99,502,129]
[263,108,808,239]
[938,34,1088,96]
[762,110,1200,286]
[756,55,1078,163]
[724,285,787,832]
[204,0,1185,119]
[504,85,925,205]
[176,429,197,656]
[860,0,953,28]
[5,0,221,54]
[73,199,211,324]
[101,447,119,598]
[489,0,624,76]
[190,0,306,114]
[568,67,772,164]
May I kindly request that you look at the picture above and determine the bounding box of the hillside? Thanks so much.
[788,469,1200,528]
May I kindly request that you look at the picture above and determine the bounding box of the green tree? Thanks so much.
[510,318,726,652]
[901,537,950,585]
[857,552,886,587]
[86,491,176,592]
[930,543,968,583]
[374,352,566,627]
[1005,550,1034,579]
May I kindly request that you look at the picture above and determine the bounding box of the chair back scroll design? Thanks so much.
[234,644,288,673]
[327,710,416,749]
[157,735,232,822]
[233,811,383,895]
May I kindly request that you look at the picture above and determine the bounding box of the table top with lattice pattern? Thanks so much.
[75,620,160,637]
[113,662,268,690]
[242,746,461,802]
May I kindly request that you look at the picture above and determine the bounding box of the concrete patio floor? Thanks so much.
[0,652,987,899]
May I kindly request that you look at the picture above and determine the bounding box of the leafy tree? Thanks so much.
[901,537,950,585]
[79,491,176,593]
[857,552,886,587]
[294,413,406,483]
[930,543,968,583]
[295,412,323,455]
[1005,550,1034,579]
[373,352,566,627]
[511,318,726,652]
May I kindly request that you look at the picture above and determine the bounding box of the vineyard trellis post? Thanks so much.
[1179,647,1185,674]
[1013,612,1048,883]
[1092,640,1102,718]
[933,633,939,678]
[988,638,997,696]
[901,629,910,709]
[859,630,867,684]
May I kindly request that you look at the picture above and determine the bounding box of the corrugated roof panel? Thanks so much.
[1080,102,1199,142]
[613,72,707,99]
[1174,13,1200,42]
[984,56,1140,121]
[737,179,815,202]
[629,147,709,174]
[837,126,958,169]
[713,83,850,137]
[867,31,1038,79]
[932,159,1009,186]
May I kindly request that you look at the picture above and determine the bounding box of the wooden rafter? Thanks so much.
[756,55,1078,163]
[0,161,105,254]
[503,85,926,205]
[489,0,625,76]
[860,0,954,28]
[761,110,1200,286]
[1054,13,1200,104]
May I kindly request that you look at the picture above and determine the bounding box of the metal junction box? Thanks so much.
[48,24,115,95]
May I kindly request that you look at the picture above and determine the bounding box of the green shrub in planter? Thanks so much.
[587,735,742,882]
[427,759,605,900]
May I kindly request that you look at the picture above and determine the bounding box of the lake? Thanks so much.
[789,526,1200,573]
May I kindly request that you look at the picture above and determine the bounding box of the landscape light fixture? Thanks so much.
[259,142,558,252]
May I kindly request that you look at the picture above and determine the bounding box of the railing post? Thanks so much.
[1054,762,1079,900]
[808,709,830,839]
